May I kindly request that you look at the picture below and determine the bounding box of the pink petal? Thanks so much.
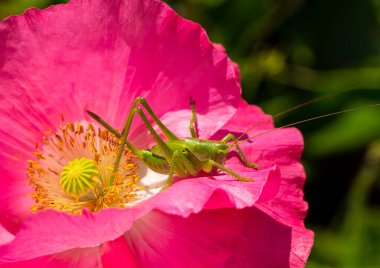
[215,100,314,263]
[0,99,312,263]
[0,0,314,265]
[101,236,138,268]
[0,0,241,230]
[0,167,278,261]
[0,247,102,268]
[213,100,309,225]
[0,209,139,261]
[147,166,280,215]
[0,224,13,246]
[0,169,33,234]
[126,207,313,267]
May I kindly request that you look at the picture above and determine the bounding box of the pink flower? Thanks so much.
[0,0,313,267]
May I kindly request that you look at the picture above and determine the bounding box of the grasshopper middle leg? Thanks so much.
[162,149,201,190]
[189,97,198,138]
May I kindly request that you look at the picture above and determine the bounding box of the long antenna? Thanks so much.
[235,104,380,144]
[235,84,364,142]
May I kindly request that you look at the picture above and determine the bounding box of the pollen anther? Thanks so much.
[27,121,139,214]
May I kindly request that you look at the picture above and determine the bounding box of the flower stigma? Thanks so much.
[27,119,140,214]
[60,157,99,197]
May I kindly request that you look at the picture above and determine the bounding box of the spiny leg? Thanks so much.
[87,99,139,140]
[206,160,253,182]
[130,108,201,183]
[135,107,174,160]
[162,149,200,190]
[86,110,145,159]
[89,97,179,141]
[88,96,179,167]
[161,151,179,190]
[86,110,122,138]
[87,109,139,184]
[110,130,139,184]
[119,97,140,139]
[222,133,260,169]
[89,106,176,178]
[133,97,179,141]
[88,98,193,187]
[112,106,179,186]
[189,97,198,138]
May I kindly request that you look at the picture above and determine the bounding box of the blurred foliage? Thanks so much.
[1,0,380,267]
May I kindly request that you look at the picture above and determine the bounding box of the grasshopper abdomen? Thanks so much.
[140,149,170,175]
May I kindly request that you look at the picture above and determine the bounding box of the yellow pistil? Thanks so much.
[27,120,139,214]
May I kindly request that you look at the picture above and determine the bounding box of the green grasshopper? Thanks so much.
[87,97,259,190]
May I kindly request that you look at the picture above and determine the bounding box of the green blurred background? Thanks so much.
[1,0,380,267]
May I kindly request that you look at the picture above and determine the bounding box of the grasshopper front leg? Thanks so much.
[202,160,253,182]
[222,133,260,169]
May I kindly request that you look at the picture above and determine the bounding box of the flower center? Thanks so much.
[27,120,140,214]
[60,157,99,197]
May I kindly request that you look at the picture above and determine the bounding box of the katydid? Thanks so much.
[87,97,259,190]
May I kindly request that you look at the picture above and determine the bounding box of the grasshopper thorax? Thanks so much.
[184,138,229,164]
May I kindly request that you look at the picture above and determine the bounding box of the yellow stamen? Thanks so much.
[27,121,139,214]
